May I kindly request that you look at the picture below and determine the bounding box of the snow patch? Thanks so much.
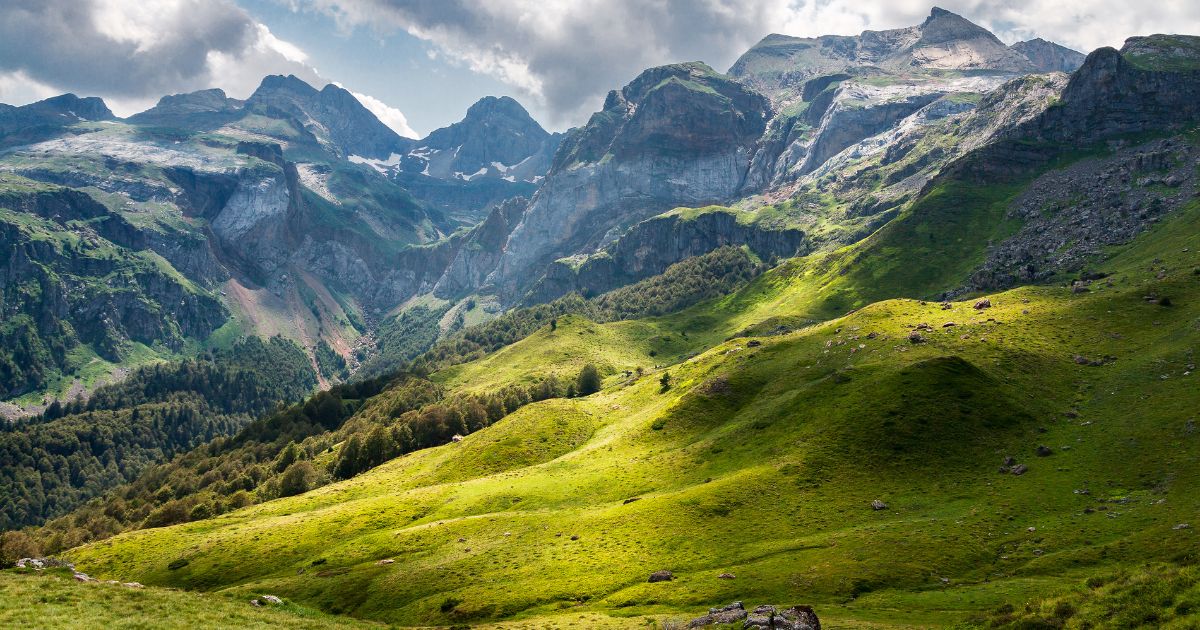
[348,152,402,175]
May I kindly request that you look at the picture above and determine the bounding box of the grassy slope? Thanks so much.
[0,569,381,629]
[61,189,1200,628]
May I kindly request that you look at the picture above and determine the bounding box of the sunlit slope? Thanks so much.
[66,197,1200,627]
[0,568,382,629]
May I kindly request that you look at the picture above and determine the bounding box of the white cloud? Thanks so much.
[0,1,421,137]
[0,1,315,108]
[338,85,420,138]
[296,0,1200,126]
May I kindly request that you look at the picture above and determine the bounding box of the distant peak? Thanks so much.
[255,74,318,96]
[929,6,954,18]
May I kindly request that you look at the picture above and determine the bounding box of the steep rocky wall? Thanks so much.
[525,209,807,303]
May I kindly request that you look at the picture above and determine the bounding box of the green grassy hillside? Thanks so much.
[58,192,1200,627]
[0,568,380,629]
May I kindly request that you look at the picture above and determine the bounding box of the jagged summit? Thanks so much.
[398,95,557,185]
[246,74,411,159]
[917,6,1002,45]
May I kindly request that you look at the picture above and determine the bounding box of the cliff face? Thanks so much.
[525,209,807,304]
[0,184,226,397]
[1011,38,1087,73]
[949,35,1200,183]
[436,62,771,301]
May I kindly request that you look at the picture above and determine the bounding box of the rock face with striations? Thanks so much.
[440,62,771,302]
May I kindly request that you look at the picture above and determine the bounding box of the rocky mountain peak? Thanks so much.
[1010,38,1087,73]
[252,74,320,99]
[127,88,244,127]
[918,6,999,46]
[246,74,410,160]
[30,94,114,122]
[398,95,557,186]
[0,94,115,139]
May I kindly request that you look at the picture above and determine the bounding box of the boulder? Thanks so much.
[907,331,926,344]
[688,601,747,627]
[871,499,889,511]
[1036,445,1054,457]
[718,572,737,579]
[1011,464,1029,475]
[648,570,674,583]
[689,602,819,629]
[261,595,283,605]
[777,605,822,630]
[973,298,992,310]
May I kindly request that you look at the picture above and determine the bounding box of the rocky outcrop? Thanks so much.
[948,35,1200,183]
[0,185,225,396]
[433,197,527,298]
[688,602,820,629]
[964,137,1199,292]
[525,209,806,303]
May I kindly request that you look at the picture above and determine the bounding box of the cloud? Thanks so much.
[338,85,420,138]
[0,1,306,116]
[294,0,1200,126]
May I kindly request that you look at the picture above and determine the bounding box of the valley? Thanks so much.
[1,6,1198,629]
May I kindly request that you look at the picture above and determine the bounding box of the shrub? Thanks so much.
[576,364,602,396]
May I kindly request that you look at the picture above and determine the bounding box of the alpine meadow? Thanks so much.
[1,2,1199,629]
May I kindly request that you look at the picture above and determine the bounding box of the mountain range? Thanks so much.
[1,6,1200,629]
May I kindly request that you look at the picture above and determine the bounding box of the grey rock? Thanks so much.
[649,570,675,583]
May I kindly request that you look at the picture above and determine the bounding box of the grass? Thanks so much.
[0,569,381,629]
[60,193,1200,627]
[970,563,1200,628]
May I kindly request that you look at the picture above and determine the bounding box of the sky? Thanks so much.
[1,1,1197,138]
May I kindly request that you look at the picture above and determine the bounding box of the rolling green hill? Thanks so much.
[46,183,1200,627]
